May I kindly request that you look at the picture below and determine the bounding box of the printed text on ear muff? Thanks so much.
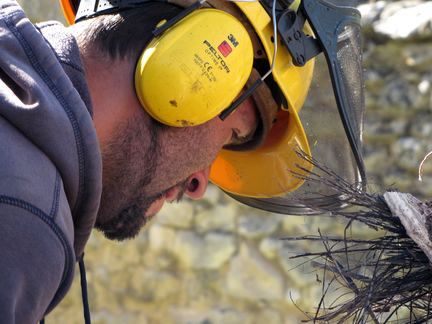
[192,34,238,84]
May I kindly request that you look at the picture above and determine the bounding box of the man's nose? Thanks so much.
[185,167,211,200]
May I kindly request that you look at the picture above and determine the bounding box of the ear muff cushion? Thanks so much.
[135,9,254,127]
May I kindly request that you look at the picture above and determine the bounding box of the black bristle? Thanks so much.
[286,152,432,323]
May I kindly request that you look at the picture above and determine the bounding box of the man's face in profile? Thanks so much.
[95,95,258,241]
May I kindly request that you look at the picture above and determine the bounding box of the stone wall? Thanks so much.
[360,0,432,197]
[16,0,432,323]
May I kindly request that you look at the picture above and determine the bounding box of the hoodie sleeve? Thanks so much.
[0,203,71,323]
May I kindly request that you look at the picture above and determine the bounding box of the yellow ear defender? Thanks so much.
[135,9,254,127]
[60,0,254,127]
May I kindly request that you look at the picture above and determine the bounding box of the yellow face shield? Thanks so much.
[209,0,314,198]
[214,0,366,214]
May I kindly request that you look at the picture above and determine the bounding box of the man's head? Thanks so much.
[62,0,366,232]
[68,3,259,240]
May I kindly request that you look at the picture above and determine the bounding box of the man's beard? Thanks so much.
[96,193,162,241]
[95,118,167,241]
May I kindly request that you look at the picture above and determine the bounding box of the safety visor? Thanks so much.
[303,0,365,184]
[211,0,366,214]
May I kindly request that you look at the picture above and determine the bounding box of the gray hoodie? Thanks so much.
[0,0,102,321]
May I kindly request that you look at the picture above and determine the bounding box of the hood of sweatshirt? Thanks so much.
[0,0,102,257]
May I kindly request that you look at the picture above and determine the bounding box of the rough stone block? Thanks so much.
[226,243,285,301]
[238,213,280,239]
[148,224,177,252]
[256,309,284,324]
[129,270,181,302]
[156,201,194,229]
[195,204,237,233]
[203,183,223,205]
[174,231,237,269]
[259,237,284,259]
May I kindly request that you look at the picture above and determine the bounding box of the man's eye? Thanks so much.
[229,129,249,146]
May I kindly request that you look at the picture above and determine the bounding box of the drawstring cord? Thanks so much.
[79,254,92,324]
[40,254,91,324]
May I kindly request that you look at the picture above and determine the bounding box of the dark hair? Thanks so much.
[78,2,182,62]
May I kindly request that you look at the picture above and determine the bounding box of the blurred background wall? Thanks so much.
[16,0,432,323]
